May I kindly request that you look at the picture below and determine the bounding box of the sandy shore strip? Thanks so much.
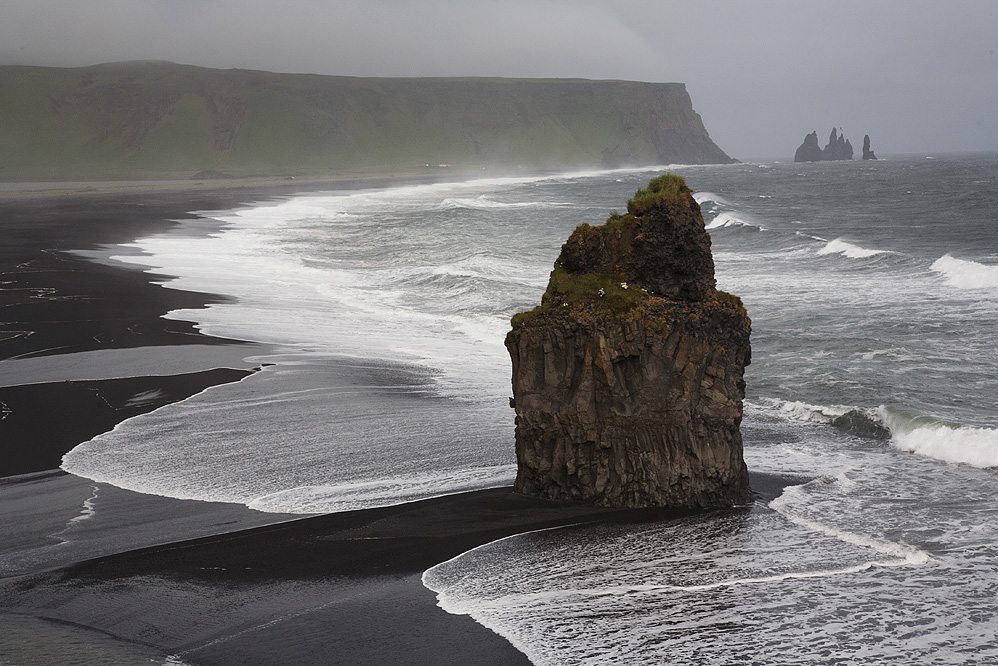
[0,473,798,666]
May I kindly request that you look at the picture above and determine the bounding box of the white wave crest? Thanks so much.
[766,399,852,424]
[438,196,572,210]
[930,254,998,290]
[770,482,930,566]
[765,399,998,469]
[692,191,729,206]
[704,212,760,230]
[878,407,998,468]
[248,465,516,513]
[816,239,887,259]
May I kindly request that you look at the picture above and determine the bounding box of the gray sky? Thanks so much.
[3,0,996,159]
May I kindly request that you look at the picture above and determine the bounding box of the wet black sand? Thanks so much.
[0,183,534,665]
[1,475,794,666]
[0,368,256,476]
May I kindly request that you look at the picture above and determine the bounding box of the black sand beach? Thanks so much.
[1,475,795,666]
[0,183,798,666]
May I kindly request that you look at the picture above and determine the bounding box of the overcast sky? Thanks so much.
[2,0,996,159]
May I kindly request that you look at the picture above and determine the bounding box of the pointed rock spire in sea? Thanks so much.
[862,134,878,160]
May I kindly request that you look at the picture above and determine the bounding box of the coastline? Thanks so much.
[0,169,517,202]
[0,177,802,665]
[1,474,796,666]
[0,178,542,665]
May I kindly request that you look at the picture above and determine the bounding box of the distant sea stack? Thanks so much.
[0,61,733,181]
[794,127,855,162]
[862,135,878,160]
[506,174,752,508]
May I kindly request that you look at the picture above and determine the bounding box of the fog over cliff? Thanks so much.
[2,0,996,158]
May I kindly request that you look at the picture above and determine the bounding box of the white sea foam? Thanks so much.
[770,482,931,566]
[765,398,852,424]
[763,399,998,470]
[878,406,998,468]
[438,196,573,210]
[692,191,729,206]
[704,212,761,230]
[816,238,887,259]
[67,485,99,527]
[247,464,515,514]
[930,254,998,290]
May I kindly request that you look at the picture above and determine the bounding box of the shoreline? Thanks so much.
[0,176,803,665]
[0,179,546,665]
[1,473,798,666]
[0,169,528,202]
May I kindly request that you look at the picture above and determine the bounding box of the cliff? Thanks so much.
[0,62,733,181]
[794,127,854,162]
[506,174,752,508]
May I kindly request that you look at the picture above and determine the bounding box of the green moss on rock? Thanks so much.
[626,173,692,216]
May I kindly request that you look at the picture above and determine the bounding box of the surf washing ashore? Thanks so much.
[3,153,998,664]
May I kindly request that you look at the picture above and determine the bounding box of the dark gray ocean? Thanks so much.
[62,153,998,664]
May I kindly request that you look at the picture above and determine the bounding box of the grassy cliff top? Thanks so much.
[0,62,733,181]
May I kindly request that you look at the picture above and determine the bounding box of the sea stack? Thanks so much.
[505,174,752,508]
[794,131,824,162]
[794,127,855,162]
[862,135,878,160]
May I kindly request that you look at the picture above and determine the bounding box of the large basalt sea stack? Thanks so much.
[506,174,752,508]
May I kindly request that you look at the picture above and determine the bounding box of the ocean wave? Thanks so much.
[930,254,998,290]
[704,212,762,230]
[770,481,931,566]
[816,238,888,259]
[878,406,998,468]
[762,399,998,468]
[437,196,573,210]
[248,465,515,513]
[692,191,729,206]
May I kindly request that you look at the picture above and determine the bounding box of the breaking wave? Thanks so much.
[764,399,998,468]
[930,254,998,290]
[879,408,998,468]
[705,212,762,230]
[816,239,887,259]
[692,191,729,206]
[438,196,573,210]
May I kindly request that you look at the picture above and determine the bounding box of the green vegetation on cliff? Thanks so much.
[511,172,748,332]
[626,172,692,215]
[0,61,732,181]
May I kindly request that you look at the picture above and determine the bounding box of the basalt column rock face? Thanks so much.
[505,174,753,508]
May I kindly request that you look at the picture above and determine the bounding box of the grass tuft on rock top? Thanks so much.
[511,264,648,326]
[509,172,707,328]
[626,172,692,216]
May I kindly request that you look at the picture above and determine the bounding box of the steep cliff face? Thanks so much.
[0,62,733,181]
[506,175,752,508]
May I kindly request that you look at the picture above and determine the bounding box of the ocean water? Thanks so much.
[62,154,998,663]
